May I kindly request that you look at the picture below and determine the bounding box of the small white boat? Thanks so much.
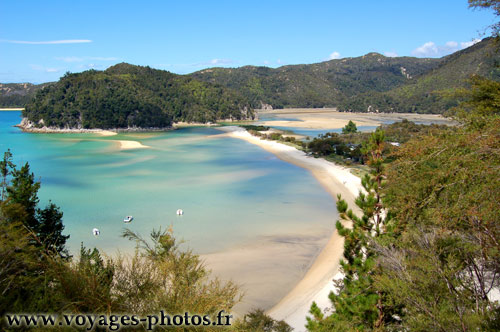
[92,228,100,236]
[176,209,184,216]
[123,216,134,223]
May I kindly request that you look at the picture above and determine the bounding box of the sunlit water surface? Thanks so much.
[0,111,337,256]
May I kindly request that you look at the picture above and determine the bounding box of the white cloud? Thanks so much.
[412,42,439,57]
[29,64,60,73]
[194,58,235,67]
[212,59,233,65]
[328,51,341,60]
[78,63,108,70]
[460,39,481,48]
[445,41,458,48]
[55,56,84,62]
[384,51,398,57]
[412,39,482,57]
[1,39,92,45]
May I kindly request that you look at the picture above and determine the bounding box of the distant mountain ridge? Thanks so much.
[192,52,442,109]
[0,82,51,108]
[338,37,500,113]
[3,37,498,128]
[192,37,499,113]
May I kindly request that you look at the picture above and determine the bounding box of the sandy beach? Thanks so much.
[215,126,364,330]
[257,108,455,129]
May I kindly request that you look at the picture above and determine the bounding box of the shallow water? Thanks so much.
[0,112,337,256]
[267,125,378,138]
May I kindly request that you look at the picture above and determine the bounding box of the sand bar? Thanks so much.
[257,108,455,129]
[115,140,150,150]
[218,126,364,330]
[97,130,118,136]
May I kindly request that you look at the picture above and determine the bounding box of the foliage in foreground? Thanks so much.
[233,309,293,332]
[306,128,398,331]
[0,153,235,328]
[306,74,500,331]
[0,151,292,331]
[306,120,448,165]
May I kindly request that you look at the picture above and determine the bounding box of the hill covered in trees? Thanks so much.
[192,53,440,109]
[306,75,500,332]
[22,64,254,129]
[8,38,500,128]
[339,37,500,113]
[193,37,499,113]
[0,83,52,108]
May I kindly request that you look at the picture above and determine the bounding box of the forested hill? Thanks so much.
[192,53,441,109]
[0,82,52,108]
[192,37,500,113]
[10,38,500,127]
[338,37,500,113]
[22,64,253,129]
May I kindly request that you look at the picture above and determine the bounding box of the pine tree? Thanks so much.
[5,162,40,228]
[307,128,396,331]
[2,156,69,257]
[36,202,69,257]
[342,120,358,134]
[0,149,15,201]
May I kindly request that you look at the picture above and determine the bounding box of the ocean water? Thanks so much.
[0,111,337,255]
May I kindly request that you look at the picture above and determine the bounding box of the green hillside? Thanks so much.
[0,82,52,108]
[23,64,253,129]
[192,54,441,109]
[193,37,499,113]
[339,37,500,113]
[11,38,500,127]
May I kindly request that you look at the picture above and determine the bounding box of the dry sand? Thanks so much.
[202,232,331,316]
[115,140,150,150]
[257,108,455,129]
[97,130,118,136]
[216,127,364,330]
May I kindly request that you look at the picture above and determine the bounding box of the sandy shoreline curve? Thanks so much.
[218,126,363,330]
[0,108,25,111]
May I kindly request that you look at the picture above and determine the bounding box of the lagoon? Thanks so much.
[0,111,338,312]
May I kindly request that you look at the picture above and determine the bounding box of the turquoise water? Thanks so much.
[256,114,377,137]
[0,112,337,255]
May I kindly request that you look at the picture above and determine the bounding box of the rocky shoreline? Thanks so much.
[15,117,174,134]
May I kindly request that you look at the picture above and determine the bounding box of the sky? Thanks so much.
[0,0,496,83]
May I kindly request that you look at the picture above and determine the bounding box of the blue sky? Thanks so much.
[0,0,495,83]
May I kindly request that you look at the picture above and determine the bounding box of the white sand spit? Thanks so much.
[116,140,150,150]
[218,126,364,331]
